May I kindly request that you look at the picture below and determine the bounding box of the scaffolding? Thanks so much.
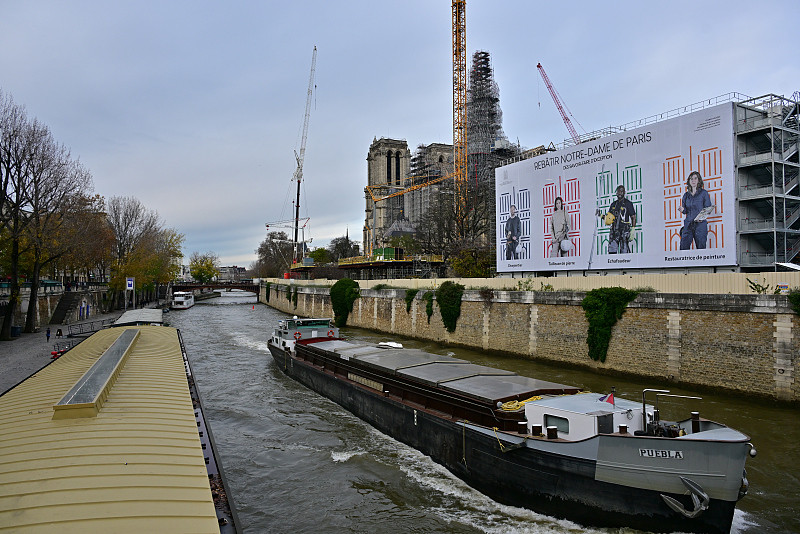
[736,94,800,270]
[465,50,520,251]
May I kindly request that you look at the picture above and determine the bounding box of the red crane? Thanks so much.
[537,62,581,145]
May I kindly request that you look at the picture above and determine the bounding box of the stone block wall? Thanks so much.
[260,282,798,402]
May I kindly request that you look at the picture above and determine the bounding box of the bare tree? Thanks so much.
[1,95,93,336]
[23,141,93,332]
[327,235,360,262]
[255,231,294,277]
[0,92,33,339]
[104,196,162,308]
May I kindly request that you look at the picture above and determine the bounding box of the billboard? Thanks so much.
[496,103,735,272]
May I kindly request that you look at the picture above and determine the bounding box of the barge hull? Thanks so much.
[268,345,736,534]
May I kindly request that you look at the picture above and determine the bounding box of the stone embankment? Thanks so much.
[261,283,798,402]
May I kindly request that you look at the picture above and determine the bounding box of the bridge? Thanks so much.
[172,283,260,294]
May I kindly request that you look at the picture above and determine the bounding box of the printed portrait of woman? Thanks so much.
[678,171,713,250]
[550,196,571,257]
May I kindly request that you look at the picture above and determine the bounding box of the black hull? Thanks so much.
[268,344,736,534]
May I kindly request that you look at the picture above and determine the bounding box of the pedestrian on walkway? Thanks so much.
[46,327,51,342]
[56,328,62,339]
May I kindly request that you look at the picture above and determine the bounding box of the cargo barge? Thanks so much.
[268,318,755,534]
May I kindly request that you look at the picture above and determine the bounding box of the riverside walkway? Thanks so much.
[0,310,125,394]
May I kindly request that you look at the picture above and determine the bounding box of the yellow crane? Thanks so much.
[365,0,468,255]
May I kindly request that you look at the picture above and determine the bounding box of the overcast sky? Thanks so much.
[2,1,798,266]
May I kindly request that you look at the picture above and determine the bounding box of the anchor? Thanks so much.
[660,476,710,519]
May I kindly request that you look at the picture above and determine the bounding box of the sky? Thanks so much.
[1,1,798,267]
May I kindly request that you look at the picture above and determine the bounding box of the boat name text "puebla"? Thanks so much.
[639,449,684,459]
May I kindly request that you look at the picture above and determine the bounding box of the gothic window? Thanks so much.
[395,152,401,185]
[386,151,393,183]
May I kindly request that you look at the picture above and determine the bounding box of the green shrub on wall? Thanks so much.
[422,291,434,323]
[789,289,800,314]
[330,278,360,327]
[405,289,420,313]
[436,281,465,333]
[581,287,638,363]
[264,282,271,302]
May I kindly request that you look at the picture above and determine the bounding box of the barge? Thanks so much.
[268,317,755,534]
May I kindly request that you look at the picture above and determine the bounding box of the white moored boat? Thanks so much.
[171,291,195,310]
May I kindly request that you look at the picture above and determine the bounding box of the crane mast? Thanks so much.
[537,62,581,145]
[293,46,317,263]
[452,0,468,227]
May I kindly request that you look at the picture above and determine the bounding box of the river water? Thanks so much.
[170,293,799,534]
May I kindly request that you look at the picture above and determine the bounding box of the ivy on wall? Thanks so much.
[788,289,800,315]
[264,282,271,303]
[422,291,434,324]
[581,287,638,363]
[330,278,360,327]
[405,289,420,313]
[292,287,298,308]
[436,281,465,333]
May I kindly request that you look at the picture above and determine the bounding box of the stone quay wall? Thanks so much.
[260,283,798,402]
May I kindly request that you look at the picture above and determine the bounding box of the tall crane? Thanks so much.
[537,62,581,145]
[362,1,468,254]
[452,0,468,226]
[292,46,317,263]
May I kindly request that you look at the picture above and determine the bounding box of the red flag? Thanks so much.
[599,393,614,404]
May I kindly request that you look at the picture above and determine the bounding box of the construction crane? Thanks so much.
[363,0,468,255]
[452,0,468,225]
[537,62,581,145]
[292,46,317,263]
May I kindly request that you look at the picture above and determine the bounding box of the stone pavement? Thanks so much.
[0,310,126,395]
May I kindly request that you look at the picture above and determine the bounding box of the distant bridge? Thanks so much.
[172,283,260,294]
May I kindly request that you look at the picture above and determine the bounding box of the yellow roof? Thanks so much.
[0,326,220,533]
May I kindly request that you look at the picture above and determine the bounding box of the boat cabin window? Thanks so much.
[288,319,332,329]
[545,414,569,434]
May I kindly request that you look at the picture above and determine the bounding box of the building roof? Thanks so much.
[113,308,165,326]
[0,326,219,533]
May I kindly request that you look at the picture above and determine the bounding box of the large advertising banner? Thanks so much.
[496,102,736,272]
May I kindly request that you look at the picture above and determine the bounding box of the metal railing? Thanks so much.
[338,254,444,266]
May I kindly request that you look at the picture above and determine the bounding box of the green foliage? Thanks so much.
[449,247,493,278]
[307,247,331,264]
[788,288,800,315]
[581,287,638,363]
[515,278,554,292]
[422,291,434,323]
[264,282,271,302]
[632,286,657,292]
[746,277,782,294]
[189,251,219,284]
[372,283,391,291]
[404,288,420,313]
[516,279,554,292]
[330,278,360,327]
[436,281,465,333]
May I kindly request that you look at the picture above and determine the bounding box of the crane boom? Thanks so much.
[536,62,581,145]
[293,46,317,262]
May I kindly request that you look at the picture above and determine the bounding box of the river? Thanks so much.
[169,292,799,534]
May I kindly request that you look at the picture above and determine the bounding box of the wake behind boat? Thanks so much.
[267,317,755,534]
